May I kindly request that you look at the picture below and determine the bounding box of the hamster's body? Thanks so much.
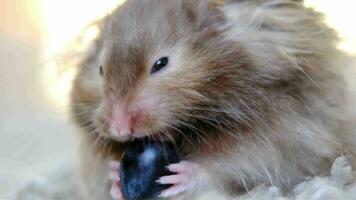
[70,0,356,199]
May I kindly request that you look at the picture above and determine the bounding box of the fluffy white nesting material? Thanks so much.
[237,156,356,200]
[14,157,356,200]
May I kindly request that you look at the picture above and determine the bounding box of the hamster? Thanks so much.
[70,0,356,199]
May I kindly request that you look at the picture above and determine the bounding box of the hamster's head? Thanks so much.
[71,0,244,142]
[71,0,308,143]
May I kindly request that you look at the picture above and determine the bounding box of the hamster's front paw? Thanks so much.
[157,161,203,200]
[109,161,123,200]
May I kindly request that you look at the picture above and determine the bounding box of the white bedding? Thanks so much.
[12,156,356,200]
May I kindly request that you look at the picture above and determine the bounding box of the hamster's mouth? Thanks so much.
[110,129,171,142]
[133,131,171,142]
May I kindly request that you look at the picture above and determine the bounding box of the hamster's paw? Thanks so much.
[157,161,202,199]
[109,161,123,200]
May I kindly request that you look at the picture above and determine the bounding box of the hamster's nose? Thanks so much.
[110,110,143,141]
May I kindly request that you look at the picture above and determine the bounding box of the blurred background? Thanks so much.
[0,0,355,199]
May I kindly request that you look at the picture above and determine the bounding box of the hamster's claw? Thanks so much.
[109,161,123,200]
[110,161,120,170]
[110,181,123,200]
[157,161,199,199]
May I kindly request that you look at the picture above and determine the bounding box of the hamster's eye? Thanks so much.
[99,65,104,76]
[151,57,169,74]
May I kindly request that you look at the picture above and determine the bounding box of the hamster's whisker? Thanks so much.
[174,119,210,148]
[161,129,176,146]
[71,112,92,118]
[161,121,196,148]
[175,119,215,149]
[163,121,190,139]
[71,102,97,106]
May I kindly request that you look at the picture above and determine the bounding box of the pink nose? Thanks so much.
[111,111,142,139]
[112,115,133,137]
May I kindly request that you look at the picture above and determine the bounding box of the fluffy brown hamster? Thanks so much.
[70,0,356,199]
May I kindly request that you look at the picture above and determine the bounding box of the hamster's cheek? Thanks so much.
[92,103,111,137]
[137,91,172,130]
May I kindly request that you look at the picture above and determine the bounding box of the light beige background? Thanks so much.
[0,0,355,199]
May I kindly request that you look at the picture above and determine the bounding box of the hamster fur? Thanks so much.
[70,0,356,199]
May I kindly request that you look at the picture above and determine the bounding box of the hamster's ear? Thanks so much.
[183,0,226,39]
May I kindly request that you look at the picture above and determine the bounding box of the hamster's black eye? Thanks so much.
[99,65,104,76]
[151,57,169,74]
